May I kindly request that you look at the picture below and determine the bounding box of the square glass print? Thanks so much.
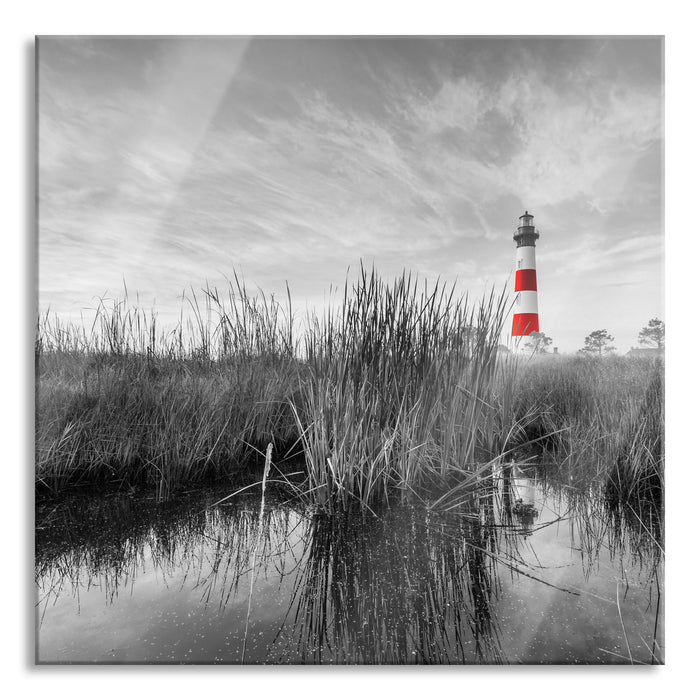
[35,36,664,665]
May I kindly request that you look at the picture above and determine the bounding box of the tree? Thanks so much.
[524,331,552,354]
[449,324,476,353]
[638,317,665,349]
[579,329,616,356]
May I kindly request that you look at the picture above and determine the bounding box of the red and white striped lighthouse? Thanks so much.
[512,211,540,336]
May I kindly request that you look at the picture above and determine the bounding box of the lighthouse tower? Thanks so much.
[512,211,540,336]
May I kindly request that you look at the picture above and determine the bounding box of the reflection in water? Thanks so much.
[36,467,664,664]
[276,506,506,664]
[503,464,538,534]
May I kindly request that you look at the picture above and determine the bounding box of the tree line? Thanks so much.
[524,317,665,355]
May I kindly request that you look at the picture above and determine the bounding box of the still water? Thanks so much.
[36,466,663,664]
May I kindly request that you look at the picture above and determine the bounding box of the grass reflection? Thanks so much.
[36,469,663,664]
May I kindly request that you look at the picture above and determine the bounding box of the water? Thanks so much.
[35,466,664,664]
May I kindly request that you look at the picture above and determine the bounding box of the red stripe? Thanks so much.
[515,269,537,292]
[512,313,539,336]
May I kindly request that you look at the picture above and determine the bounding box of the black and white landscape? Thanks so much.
[36,36,664,665]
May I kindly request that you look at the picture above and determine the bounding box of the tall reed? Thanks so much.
[291,267,512,511]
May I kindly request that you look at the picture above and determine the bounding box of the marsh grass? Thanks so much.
[36,276,299,498]
[37,269,516,507]
[291,268,514,512]
[513,354,664,524]
[36,270,663,518]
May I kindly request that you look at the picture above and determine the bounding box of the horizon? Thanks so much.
[38,36,664,354]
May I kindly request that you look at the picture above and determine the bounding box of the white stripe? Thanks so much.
[515,290,539,314]
[515,245,536,270]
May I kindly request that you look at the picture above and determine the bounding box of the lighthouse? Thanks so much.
[512,211,540,336]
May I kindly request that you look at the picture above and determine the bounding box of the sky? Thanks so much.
[37,36,664,353]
